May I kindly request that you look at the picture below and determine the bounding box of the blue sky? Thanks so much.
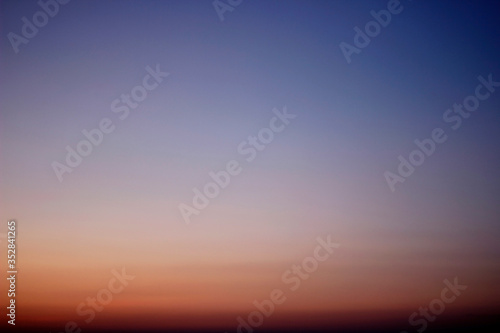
[1,0,500,330]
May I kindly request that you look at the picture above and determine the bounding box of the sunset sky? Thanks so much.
[1,0,500,332]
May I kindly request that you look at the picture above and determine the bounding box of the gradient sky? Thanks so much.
[1,0,500,331]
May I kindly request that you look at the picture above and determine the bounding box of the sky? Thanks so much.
[1,0,500,332]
